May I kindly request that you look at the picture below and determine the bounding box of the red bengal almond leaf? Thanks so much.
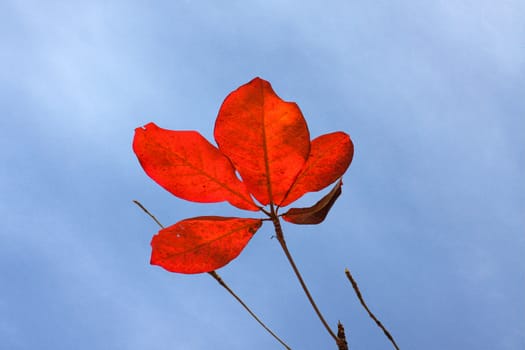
[279,132,353,207]
[133,123,258,211]
[151,217,262,274]
[214,77,310,206]
[282,179,343,225]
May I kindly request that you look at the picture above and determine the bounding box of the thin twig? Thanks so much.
[269,209,339,344]
[133,200,165,229]
[208,271,291,350]
[345,268,400,350]
[133,200,291,349]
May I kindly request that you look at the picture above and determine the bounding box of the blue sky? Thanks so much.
[1,1,524,349]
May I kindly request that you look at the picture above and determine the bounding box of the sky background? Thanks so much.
[1,1,524,349]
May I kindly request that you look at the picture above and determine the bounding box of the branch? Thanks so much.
[208,271,291,350]
[345,268,400,350]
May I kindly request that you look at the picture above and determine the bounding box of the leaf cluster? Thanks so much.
[133,77,353,274]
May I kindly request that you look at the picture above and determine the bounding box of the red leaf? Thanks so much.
[282,179,342,225]
[280,132,353,207]
[133,123,258,211]
[151,217,262,274]
[214,77,311,205]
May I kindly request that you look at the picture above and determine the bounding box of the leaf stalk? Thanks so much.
[269,206,341,345]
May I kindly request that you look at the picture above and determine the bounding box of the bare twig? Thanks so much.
[208,271,291,350]
[133,200,292,349]
[133,200,165,229]
[345,268,400,350]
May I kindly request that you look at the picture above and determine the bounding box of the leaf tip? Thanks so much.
[135,122,157,132]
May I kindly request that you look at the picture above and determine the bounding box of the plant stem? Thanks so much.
[133,200,165,228]
[209,271,291,350]
[133,200,292,349]
[345,268,400,350]
[269,209,339,344]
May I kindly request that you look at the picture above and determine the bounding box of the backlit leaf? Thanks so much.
[150,217,262,274]
[133,123,258,211]
[280,132,353,207]
[282,179,342,225]
[214,77,311,205]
